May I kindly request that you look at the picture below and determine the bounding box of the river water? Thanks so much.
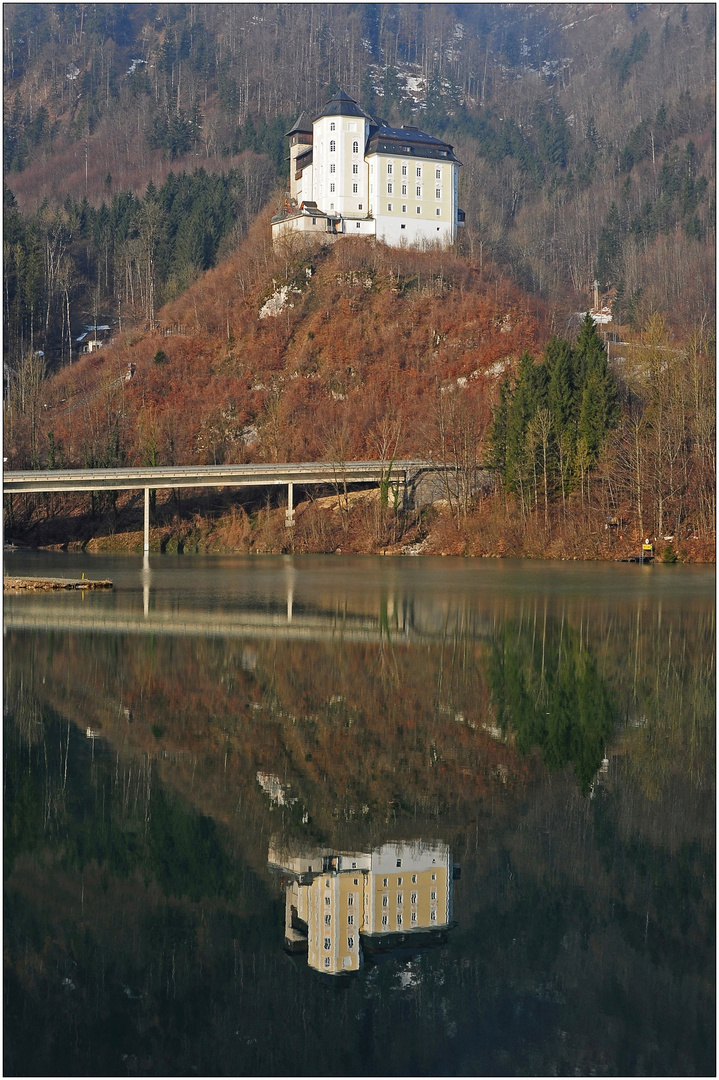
[4,553,715,1076]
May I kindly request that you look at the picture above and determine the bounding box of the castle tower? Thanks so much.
[286,111,313,204]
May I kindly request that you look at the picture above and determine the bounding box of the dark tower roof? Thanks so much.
[285,111,313,138]
[315,89,370,120]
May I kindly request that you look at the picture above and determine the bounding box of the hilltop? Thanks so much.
[4,1,715,365]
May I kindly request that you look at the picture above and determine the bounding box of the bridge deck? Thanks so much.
[3,460,424,494]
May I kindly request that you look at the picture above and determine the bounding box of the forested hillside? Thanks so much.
[4,1,715,365]
[3,3,715,558]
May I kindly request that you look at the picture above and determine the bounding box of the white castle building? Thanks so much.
[271,89,464,248]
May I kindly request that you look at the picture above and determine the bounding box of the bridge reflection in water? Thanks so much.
[5,567,493,646]
[268,837,455,976]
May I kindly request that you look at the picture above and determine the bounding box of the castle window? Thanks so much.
[330,183,335,193]
[352,183,358,193]
[353,878,359,885]
[330,122,335,131]
[431,910,437,921]
[348,894,354,905]
[324,957,331,968]
[387,163,393,174]
[412,875,417,884]
[330,203,334,210]
[329,164,335,173]
[358,204,362,210]
[416,167,422,177]
[397,913,403,926]
[416,206,421,214]
[416,186,421,197]
[401,185,407,195]
[397,877,402,886]
[411,892,417,904]
[436,168,441,179]
[387,203,392,211]
[436,208,441,216]
[382,878,388,887]
[352,140,359,153]
[382,914,388,926]
[348,914,354,925]
[325,914,331,925]
[402,164,407,176]
[330,140,336,152]
[325,896,331,905]
[382,895,388,907]
[436,188,441,199]
[348,936,354,949]
[352,164,359,175]
[324,937,331,950]
[397,893,403,905]
[387,183,393,194]
[411,911,417,923]
[402,205,407,213]
[396,859,402,868]
[431,891,437,901]
[431,873,436,881]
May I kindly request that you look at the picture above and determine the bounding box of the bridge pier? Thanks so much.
[285,481,294,527]
[144,488,150,554]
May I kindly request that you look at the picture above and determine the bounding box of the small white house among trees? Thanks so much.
[272,89,464,248]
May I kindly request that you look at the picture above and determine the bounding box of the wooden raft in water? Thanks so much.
[4,576,113,591]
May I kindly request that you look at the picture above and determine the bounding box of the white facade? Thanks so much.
[272,91,462,249]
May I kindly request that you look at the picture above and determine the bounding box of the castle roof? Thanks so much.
[315,89,370,120]
[366,121,460,163]
[285,110,313,137]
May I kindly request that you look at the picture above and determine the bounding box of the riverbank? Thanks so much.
[6,488,714,563]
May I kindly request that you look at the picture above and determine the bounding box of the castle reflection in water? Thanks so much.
[268,840,455,975]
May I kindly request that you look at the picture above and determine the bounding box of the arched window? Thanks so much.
[330,122,335,131]
[352,140,359,154]
[330,140,336,152]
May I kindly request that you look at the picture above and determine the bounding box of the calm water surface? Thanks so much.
[4,554,715,1076]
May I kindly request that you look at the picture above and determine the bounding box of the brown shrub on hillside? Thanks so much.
[17,231,546,474]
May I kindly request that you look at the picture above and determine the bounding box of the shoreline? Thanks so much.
[5,495,715,565]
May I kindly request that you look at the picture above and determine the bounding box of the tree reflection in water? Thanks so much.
[486,619,616,795]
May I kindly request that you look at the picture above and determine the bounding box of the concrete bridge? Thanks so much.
[4,460,442,554]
